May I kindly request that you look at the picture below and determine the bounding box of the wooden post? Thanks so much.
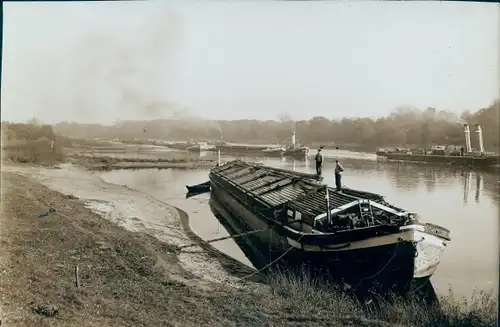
[325,186,331,225]
[75,265,80,288]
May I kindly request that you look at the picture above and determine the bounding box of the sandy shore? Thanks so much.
[1,163,245,289]
[1,164,282,327]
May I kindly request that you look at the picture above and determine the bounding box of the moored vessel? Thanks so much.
[376,124,500,168]
[262,146,286,157]
[186,181,211,193]
[209,160,450,296]
[186,142,211,152]
[167,141,198,150]
[216,142,281,156]
[283,132,309,159]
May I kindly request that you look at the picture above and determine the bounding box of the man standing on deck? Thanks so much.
[315,148,323,176]
[334,160,344,191]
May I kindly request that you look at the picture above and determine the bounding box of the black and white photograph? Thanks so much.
[1,1,498,326]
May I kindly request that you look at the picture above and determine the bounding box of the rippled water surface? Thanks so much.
[97,153,499,298]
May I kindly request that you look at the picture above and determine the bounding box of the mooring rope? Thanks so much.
[235,234,305,282]
[353,241,400,291]
[178,227,272,250]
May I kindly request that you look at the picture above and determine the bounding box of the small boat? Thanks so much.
[186,181,211,193]
[216,142,281,156]
[167,141,198,150]
[186,145,202,152]
[187,142,210,152]
[283,146,309,158]
[209,160,450,297]
[262,146,285,157]
[283,132,309,158]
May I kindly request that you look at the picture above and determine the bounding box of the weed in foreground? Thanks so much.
[263,268,497,327]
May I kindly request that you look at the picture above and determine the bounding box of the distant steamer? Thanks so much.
[376,124,499,168]
[215,132,309,159]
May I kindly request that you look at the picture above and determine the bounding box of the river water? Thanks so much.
[97,150,499,299]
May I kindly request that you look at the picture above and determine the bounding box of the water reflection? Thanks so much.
[463,172,471,204]
[462,171,484,205]
[475,173,482,204]
[371,161,498,205]
[208,196,264,271]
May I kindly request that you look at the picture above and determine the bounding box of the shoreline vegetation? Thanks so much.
[52,100,499,152]
[0,123,497,326]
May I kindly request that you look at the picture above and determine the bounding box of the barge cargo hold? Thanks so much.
[209,160,451,296]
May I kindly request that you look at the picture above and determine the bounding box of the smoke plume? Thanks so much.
[63,4,182,123]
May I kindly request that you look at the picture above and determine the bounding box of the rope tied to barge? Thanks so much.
[235,234,305,282]
[177,227,273,250]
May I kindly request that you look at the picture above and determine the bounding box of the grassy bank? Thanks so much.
[0,172,496,327]
[1,123,71,166]
[1,122,216,170]
[265,269,496,327]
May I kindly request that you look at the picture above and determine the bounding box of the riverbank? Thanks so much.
[0,137,497,326]
[0,169,241,327]
[67,140,217,170]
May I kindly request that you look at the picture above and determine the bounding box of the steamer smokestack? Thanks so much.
[291,132,296,146]
[475,124,485,153]
[463,124,472,153]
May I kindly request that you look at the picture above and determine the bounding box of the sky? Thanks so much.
[2,1,499,125]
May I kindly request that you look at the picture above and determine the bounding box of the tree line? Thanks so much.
[17,100,499,152]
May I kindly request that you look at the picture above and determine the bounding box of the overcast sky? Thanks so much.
[2,1,498,125]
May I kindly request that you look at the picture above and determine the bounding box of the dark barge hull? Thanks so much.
[377,152,499,168]
[209,162,427,296]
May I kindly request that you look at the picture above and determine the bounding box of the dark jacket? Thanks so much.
[315,153,323,165]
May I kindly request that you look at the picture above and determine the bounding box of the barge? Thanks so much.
[283,131,309,159]
[262,146,286,157]
[209,160,450,296]
[376,124,499,168]
[377,151,499,168]
[216,142,283,157]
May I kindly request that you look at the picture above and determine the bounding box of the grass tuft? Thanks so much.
[261,267,497,327]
